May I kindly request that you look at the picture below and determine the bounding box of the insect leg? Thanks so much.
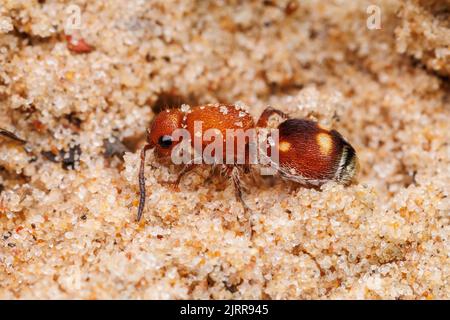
[231,166,254,238]
[256,107,289,127]
[172,163,196,189]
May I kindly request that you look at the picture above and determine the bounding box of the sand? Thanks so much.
[0,0,449,299]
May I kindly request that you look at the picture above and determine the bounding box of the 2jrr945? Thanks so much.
[224,304,269,317]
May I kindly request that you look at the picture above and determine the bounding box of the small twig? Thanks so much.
[0,128,27,144]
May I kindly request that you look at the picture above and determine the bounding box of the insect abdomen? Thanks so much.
[277,119,358,185]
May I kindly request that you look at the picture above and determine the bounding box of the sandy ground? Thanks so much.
[0,0,449,299]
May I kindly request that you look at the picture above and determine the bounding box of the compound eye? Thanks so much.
[158,135,173,148]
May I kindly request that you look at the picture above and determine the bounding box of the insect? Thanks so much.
[137,104,358,222]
